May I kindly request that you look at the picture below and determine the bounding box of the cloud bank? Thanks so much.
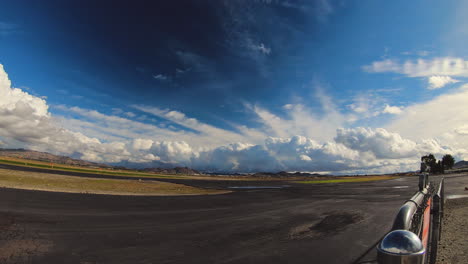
[0,64,465,173]
[364,57,468,90]
[363,57,468,77]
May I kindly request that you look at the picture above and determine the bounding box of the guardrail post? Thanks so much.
[439,178,444,231]
[418,173,428,191]
[428,178,444,264]
[429,195,440,264]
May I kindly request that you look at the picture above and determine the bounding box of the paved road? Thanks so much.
[1,165,465,264]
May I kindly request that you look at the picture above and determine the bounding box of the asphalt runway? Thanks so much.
[1,165,465,264]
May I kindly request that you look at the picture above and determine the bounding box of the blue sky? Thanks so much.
[1,0,468,173]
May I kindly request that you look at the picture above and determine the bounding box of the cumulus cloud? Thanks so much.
[0,64,139,162]
[192,129,444,173]
[192,136,359,173]
[335,128,417,159]
[1,64,466,173]
[427,75,460,89]
[363,57,468,77]
[149,141,194,164]
[382,104,403,115]
[132,138,153,150]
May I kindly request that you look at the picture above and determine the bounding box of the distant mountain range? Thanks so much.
[454,160,468,168]
[0,148,427,177]
[0,148,111,168]
[251,171,323,178]
[0,148,316,177]
[141,167,201,175]
[0,148,201,175]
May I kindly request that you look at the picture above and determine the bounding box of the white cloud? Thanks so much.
[454,124,468,135]
[363,57,468,77]
[283,104,293,110]
[346,91,399,118]
[124,111,136,118]
[335,127,417,159]
[149,141,194,165]
[132,105,266,147]
[348,103,368,113]
[0,66,49,117]
[382,104,403,115]
[251,90,351,142]
[153,74,168,81]
[427,75,460,89]
[132,138,153,150]
[248,42,271,55]
[0,64,166,163]
[386,85,468,160]
[1,64,466,173]
[387,86,468,140]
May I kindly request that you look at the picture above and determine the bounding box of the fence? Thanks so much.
[377,174,445,264]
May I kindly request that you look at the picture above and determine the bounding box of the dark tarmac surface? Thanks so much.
[1,164,466,264]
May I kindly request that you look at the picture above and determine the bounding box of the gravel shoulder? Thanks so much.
[436,197,468,264]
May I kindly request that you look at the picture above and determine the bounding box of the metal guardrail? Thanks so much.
[377,173,444,264]
[428,178,444,264]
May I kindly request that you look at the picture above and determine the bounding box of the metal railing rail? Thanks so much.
[391,189,426,231]
[377,173,444,264]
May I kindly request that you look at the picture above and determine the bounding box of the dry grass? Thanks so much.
[295,175,398,184]
[0,168,227,196]
[0,156,272,181]
[0,157,181,178]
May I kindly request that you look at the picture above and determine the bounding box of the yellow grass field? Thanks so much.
[0,156,283,181]
[0,168,227,196]
[0,156,317,181]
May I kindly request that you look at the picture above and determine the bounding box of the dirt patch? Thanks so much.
[0,213,53,263]
[0,239,53,263]
[289,211,364,239]
[436,198,468,263]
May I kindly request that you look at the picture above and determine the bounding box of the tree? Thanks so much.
[442,154,455,170]
[421,154,436,172]
[433,160,444,174]
[420,154,446,174]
